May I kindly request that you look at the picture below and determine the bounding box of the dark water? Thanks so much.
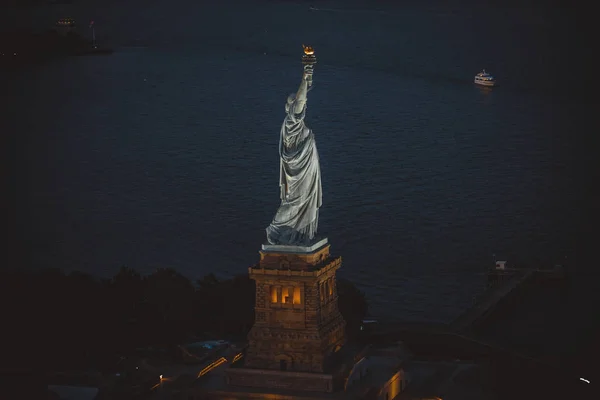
[3,1,596,325]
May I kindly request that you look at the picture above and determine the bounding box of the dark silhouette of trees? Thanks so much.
[196,273,219,289]
[143,268,196,345]
[2,266,368,372]
[337,277,369,338]
[197,274,256,338]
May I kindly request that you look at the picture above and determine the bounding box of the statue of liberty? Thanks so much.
[266,46,322,246]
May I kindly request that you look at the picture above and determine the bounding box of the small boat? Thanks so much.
[474,69,496,87]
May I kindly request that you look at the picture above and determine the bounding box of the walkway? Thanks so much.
[450,269,534,333]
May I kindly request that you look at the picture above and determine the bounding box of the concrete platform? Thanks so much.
[262,238,328,254]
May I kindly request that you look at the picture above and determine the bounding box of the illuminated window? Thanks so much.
[293,287,301,304]
[271,286,278,303]
[328,279,333,296]
[282,287,290,303]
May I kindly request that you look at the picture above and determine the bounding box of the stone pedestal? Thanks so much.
[226,239,347,393]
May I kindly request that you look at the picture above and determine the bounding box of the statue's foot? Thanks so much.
[266,225,315,246]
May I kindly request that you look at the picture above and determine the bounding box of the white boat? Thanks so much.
[474,69,496,87]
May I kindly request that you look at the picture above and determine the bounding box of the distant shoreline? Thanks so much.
[0,27,112,69]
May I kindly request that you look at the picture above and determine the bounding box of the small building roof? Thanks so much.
[47,385,99,400]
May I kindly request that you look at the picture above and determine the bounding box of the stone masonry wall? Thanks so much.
[244,251,346,374]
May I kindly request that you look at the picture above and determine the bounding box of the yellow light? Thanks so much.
[197,357,227,377]
[302,44,315,55]
[293,287,301,304]
[271,286,278,303]
[282,287,290,303]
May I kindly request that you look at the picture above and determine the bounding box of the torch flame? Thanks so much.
[302,45,315,55]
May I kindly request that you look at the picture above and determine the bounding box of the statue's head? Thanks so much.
[285,93,295,113]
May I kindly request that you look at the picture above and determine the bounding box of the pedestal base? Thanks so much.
[261,237,328,254]
[257,238,331,271]
[244,239,346,375]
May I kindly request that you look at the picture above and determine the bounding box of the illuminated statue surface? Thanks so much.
[266,46,322,246]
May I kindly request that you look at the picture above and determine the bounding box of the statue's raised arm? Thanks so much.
[291,71,311,114]
[265,46,322,246]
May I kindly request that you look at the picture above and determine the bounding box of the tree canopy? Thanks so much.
[3,266,368,372]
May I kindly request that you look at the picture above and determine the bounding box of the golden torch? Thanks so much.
[302,45,316,87]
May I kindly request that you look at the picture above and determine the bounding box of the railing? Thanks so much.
[249,257,342,277]
[197,357,227,378]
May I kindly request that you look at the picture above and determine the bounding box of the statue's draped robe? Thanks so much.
[266,98,322,245]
